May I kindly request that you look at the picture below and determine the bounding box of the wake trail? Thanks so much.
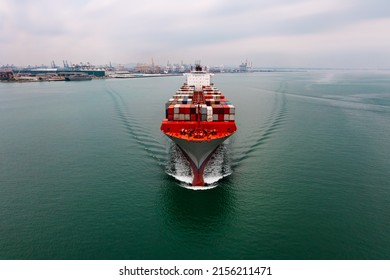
[232,82,288,167]
[105,84,167,167]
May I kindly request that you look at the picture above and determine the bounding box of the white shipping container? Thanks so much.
[213,114,218,121]
[174,114,179,120]
[207,106,213,116]
[207,115,213,122]
[224,114,230,121]
[185,114,190,121]
[229,114,235,121]
[174,104,180,114]
[179,114,185,120]
[228,105,235,114]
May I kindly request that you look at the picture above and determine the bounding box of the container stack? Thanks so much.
[164,85,235,122]
[165,96,193,108]
[211,104,235,121]
[166,104,197,121]
[207,106,213,122]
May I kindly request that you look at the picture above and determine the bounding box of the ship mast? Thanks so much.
[193,63,205,137]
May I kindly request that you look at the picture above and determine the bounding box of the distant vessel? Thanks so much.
[45,75,65,81]
[64,73,92,81]
[109,71,135,78]
[161,65,237,186]
[13,74,39,82]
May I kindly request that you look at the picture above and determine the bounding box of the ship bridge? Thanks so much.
[184,65,213,91]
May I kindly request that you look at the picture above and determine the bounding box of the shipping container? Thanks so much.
[228,105,235,114]
[174,104,180,114]
[207,106,213,115]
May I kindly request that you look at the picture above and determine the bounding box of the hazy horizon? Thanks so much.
[1,0,390,68]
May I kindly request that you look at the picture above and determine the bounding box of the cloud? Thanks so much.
[1,0,390,67]
[189,17,390,67]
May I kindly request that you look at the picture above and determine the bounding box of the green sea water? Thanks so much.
[0,71,389,259]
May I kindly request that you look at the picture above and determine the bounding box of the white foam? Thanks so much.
[204,172,232,185]
[180,184,218,191]
[167,172,193,184]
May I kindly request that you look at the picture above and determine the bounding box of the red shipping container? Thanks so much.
[183,106,190,114]
[214,104,224,114]
[218,114,224,121]
[168,105,175,115]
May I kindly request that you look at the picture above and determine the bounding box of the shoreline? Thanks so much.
[0,73,183,83]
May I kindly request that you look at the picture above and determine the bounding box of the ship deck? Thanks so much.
[192,91,205,104]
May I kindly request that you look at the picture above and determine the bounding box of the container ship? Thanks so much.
[161,65,237,186]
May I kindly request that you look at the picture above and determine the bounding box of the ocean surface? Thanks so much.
[1,71,390,260]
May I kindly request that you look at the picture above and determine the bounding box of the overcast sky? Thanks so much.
[1,0,390,68]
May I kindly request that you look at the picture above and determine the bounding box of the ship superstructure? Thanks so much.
[161,65,237,186]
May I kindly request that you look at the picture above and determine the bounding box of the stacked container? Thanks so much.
[165,84,235,122]
[207,106,213,122]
